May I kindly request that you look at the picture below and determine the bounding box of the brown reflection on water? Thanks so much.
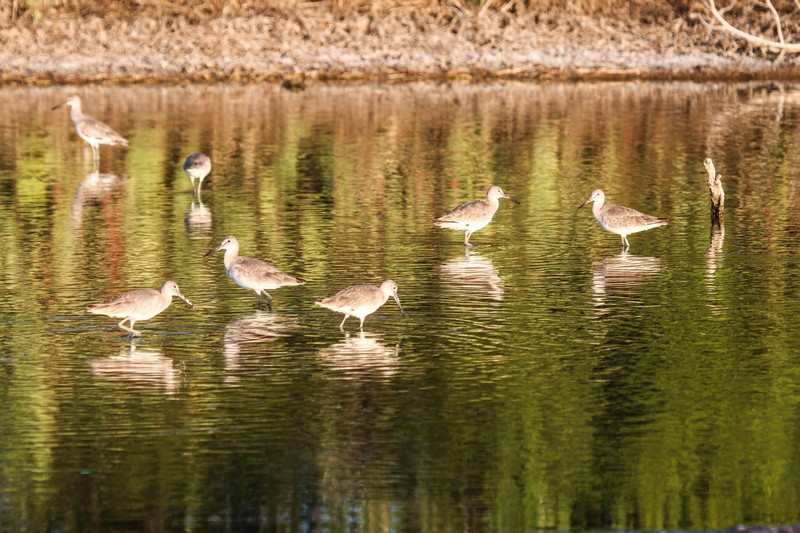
[4,83,800,531]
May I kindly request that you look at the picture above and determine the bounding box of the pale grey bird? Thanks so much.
[52,95,129,165]
[315,280,403,331]
[183,153,212,198]
[205,235,306,310]
[434,185,519,246]
[578,189,668,250]
[86,280,193,337]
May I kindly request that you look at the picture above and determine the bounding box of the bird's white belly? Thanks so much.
[595,214,626,236]
[444,218,491,232]
[228,269,262,291]
[76,130,100,147]
[352,302,382,319]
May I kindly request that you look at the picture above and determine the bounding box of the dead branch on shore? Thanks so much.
[701,0,800,60]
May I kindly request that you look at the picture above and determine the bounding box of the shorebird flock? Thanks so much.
[57,95,669,336]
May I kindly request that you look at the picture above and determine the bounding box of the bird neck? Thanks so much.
[69,103,84,122]
[223,247,239,269]
[159,286,174,305]
[592,196,606,215]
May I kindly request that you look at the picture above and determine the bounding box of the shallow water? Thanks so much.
[2,82,800,531]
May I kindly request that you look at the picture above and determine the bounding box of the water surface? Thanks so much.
[2,82,800,531]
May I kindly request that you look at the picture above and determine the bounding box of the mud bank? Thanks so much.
[2,5,799,85]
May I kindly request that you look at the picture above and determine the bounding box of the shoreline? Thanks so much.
[4,7,800,86]
[7,66,800,86]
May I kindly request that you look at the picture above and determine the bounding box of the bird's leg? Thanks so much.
[621,235,630,250]
[257,292,263,310]
[359,317,365,330]
[92,145,100,167]
[464,230,473,247]
[118,318,141,337]
[264,291,273,312]
[339,315,348,331]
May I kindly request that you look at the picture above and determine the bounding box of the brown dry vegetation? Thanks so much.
[3,0,800,84]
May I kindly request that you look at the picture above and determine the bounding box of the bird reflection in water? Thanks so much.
[591,253,663,314]
[88,339,179,393]
[439,249,503,302]
[71,171,126,228]
[223,311,297,382]
[317,331,400,379]
[184,199,212,235]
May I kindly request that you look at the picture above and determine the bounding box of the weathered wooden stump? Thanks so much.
[703,157,724,219]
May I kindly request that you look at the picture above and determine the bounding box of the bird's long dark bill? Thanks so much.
[177,292,194,308]
[203,246,221,257]
[505,194,521,205]
[394,296,404,315]
[577,198,591,210]
[51,102,64,110]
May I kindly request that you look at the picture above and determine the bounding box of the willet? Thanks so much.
[52,95,129,165]
[434,185,519,246]
[86,280,193,337]
[315,280,403,331]
[183,153,212,198]
[205,235,306,310]
[578,189,668,250]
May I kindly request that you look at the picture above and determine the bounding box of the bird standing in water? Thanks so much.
[52,95,129,166]
[315,280,403,331]
[434,185,519,246]
[86,280,193,337]
[205,235,306,310]
[183,153,212,198]
[578,189,668,250]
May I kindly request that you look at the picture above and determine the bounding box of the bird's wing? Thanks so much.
[86,289,158,315]
[606,204,666,227]
[435,200,484,222]
[317,285,379,310]
[230,257,305,285]
[232,257,281,276]
[79,118,129,146]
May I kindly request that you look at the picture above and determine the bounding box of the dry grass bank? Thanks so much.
[2,0,800,84]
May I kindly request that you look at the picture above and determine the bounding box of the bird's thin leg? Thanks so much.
[264,291,273,312]
[464,230,473,247]
[622,235,630,250]
[92,145,100,166]
[339,315,348,331]
[196,180,203,202]
[359,316,365,330]
[257,292,263,310]
[118,318,140,337]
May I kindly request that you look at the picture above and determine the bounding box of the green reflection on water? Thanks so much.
[2,82,800,531]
